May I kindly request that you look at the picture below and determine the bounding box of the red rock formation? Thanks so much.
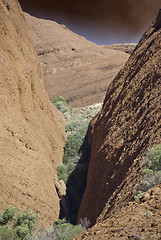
[0,0,65,225]
[77,9,161,227]
[25,13,129,107]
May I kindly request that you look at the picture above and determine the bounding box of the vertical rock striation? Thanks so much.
[0,0,65,224]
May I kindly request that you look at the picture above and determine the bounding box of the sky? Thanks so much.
[19,0,161,45]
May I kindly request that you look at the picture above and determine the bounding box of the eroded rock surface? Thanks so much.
[77,9,161,229]
[74,184,161,239]
[0,0,65,225]
[25,13,130,107]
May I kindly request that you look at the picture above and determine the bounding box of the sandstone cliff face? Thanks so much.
[25,13,129,107]
[0,0,65,224]
[78,10,161,227]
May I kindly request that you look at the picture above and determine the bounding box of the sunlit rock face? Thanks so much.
[0,0,65,225]
[78,9,161,226]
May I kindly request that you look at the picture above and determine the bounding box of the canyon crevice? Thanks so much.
[77,9,161,229]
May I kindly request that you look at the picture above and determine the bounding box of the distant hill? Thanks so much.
[25,13,130,107]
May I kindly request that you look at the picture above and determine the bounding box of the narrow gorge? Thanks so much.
[0,0,160,239]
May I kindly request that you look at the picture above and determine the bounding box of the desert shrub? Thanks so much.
[133,190,145,200]
[14,210,38,239]
[50,96,68,113]
[0,227,19,240]
[0,206,38,240]
[0,206,18,226]
[14,225,30,239]
[51,97,89,185]
[59,133,87,185]
[142,169,153,174]
[134,144,161,200]
[32,219,85,240]
[52,219,84,240]
[65,114,88,137]
[63,135,83,164]
[51,97,89,177]
[57,165,68,183]
[57,156,82,184]
[51,98,94,224]
[147,144,161,171]
[144,210,153,218]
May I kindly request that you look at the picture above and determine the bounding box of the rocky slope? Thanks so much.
[0,0,65,225]
[25,13,130,107]
[74,184,161,239]
[77,8,161,233]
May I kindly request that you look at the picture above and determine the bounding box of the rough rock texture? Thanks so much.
[0,0,65,225]
[77,10,161,228]
[54,179,66,198]
[74,184,161,239]
[25,13,130,107]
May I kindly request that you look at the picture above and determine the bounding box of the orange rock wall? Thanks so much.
[78,12,161,226]
[0,0,65,225]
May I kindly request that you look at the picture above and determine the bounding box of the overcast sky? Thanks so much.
[19,0,161,45]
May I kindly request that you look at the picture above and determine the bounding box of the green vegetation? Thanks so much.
[51,96,89,184]
[50,96,69,114]
[53,219,84,240]
[144,210,153,218]
[133,190,145,200]
[0,206,38,240]
[147,144,161,171]
[51,97,102,224]
[33,218,89,240]
[134,144,161,200]
[57,165,68,184]
[0,228,19,240]
[61,113,88,183]
[63,134,84,164]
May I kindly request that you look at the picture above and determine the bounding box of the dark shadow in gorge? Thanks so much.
[59,129,91,224]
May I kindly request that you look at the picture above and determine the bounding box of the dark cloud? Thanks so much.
[20,0,160,29]
[19,0,160,44]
